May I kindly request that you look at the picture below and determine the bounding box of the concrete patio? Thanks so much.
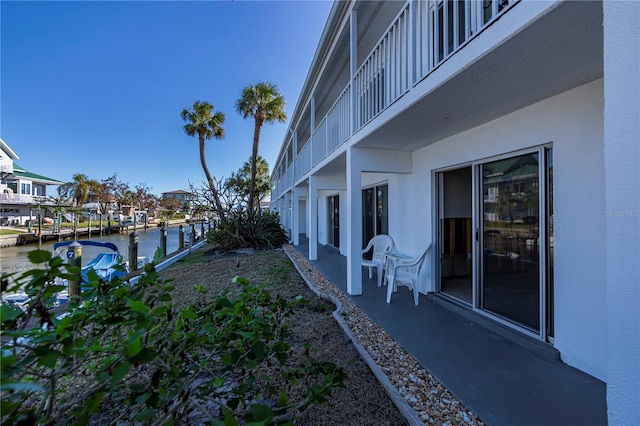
[292,237,606,426]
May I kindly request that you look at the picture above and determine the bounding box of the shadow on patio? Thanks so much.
[293,236,606,426]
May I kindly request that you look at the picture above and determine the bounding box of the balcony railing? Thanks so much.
[275,0,516,195]
[326,84,351,153]
[355,3,411,131]
[294,137,312,182]
[0,193,38,204]
[415,0,514,80]
[312,118,327,167]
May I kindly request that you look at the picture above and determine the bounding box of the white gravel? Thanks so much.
[283,244,485,426]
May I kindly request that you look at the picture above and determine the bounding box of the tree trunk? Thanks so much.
[248,119,263,214]
[199,133,225,217]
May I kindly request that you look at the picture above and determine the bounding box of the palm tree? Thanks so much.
[181,101,226,215]
[58,173,98,209]
[59,173,99,234]
[236,82,286,213]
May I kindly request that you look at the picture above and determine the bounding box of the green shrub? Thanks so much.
[208,210,289,250]
[1,249,345,425]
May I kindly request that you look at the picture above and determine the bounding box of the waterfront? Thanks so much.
[0,225,201,276]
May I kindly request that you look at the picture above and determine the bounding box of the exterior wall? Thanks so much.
[388,80,605,379]
[297,198,307,235]
[603,1,640,423]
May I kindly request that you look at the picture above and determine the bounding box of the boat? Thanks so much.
[53,240,128,284]
[2,241,127,311]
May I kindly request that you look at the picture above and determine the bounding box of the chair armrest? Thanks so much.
[395,257,420,268]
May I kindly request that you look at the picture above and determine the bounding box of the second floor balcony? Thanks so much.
[271,0,602,200]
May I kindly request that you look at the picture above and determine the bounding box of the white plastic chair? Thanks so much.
[386,244,432,305]
[361,234,394,287]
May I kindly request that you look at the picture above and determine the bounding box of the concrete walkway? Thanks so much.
[293,237,606,426]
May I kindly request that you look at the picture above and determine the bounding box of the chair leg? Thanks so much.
[376,266,382,287]
[386,276,394,303]
[413,279,419,306]
[368,266,373,279]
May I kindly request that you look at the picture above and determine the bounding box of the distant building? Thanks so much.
[0,138,64,226]
[161,190,196,204]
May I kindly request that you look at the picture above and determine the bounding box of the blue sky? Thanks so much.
[1,0,332,196]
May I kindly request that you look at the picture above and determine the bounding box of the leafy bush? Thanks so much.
[1,250,345,425]
[208,210,289,250]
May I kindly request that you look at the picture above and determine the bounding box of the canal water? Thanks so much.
[0,225,200,277]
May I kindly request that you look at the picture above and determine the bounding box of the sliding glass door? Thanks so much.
[362,184,388,248]
[436,147,553,338]
[480,153,540,331]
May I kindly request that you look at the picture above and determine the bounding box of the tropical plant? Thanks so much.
[208,209,288,250]
[236,82,286,213]
[1,250,345,425]
[225,155,271,208]
[181,101,226,216]
[58,173,99,209]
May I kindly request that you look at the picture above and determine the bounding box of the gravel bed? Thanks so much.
[283,244,485,426]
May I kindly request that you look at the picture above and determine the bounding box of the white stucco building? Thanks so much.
[269,1,639,424]
[0,138,64,226]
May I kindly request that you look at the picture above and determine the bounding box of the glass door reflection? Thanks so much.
[481,153,540,331]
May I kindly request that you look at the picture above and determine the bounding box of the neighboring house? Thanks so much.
[269,1,638,423]
[0,138,65,226]
[161,190,196,207]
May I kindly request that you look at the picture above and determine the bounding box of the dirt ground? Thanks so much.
[158,245,408,426]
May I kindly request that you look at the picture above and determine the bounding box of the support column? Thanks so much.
[292,188,300,246]
[308,176,318,260]
[346,148,363,295]
[284,191,291,239]
[604,2,640,424]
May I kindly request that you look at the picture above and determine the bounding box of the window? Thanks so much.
[21,183,31,195]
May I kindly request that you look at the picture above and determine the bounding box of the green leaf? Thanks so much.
[249,404,273,422]
[223,407,239,426]
[232,276,249,285]
[181,307,196,320]
[85,391,104,413]
[127,299,149,315]
[42,285,66,299]
[50,256,64,267]
[278,391,289,407]
[214,377,225,388]
[27,249,51,264]
[126,334,142,357]
[135,408,155,422]
[237,331,255,339]
[1,304,23,322]
[38,351,62,369]
[111,362,131,389]
[153,247,164,263]
[151,305,168,316]
[251,342,265,359]
[131,348,159,363]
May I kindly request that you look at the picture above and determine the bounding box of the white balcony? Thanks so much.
[276,1,520,190]
[0,193,36,205]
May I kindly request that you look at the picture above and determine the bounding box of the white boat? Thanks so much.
[53,240,127,283]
